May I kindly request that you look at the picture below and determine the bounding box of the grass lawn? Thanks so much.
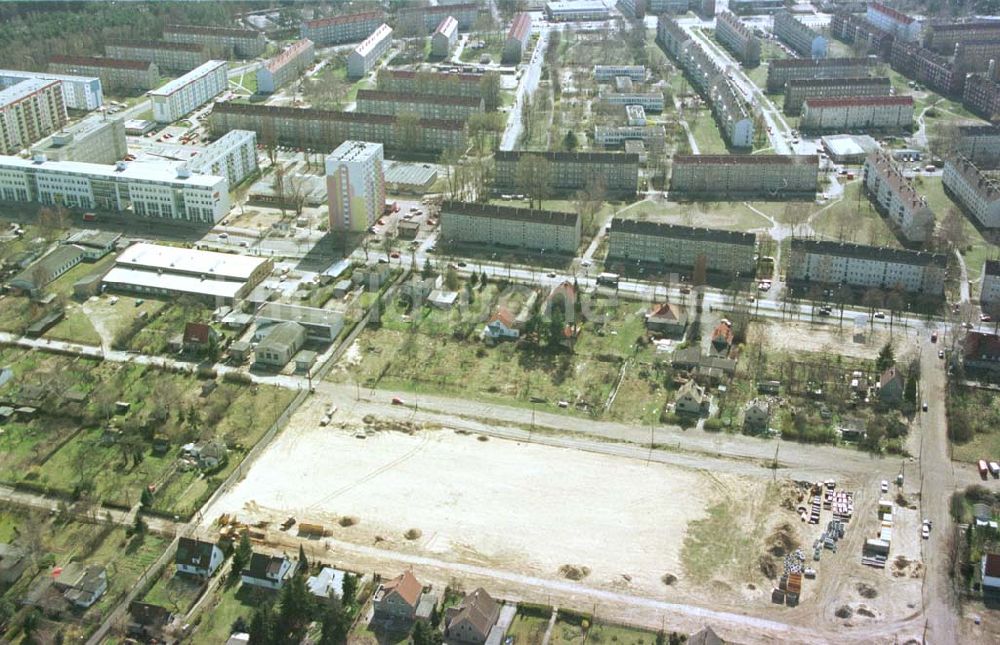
[506,613,550,642]
[45,306,101,346]
[48,255,117,299]
[550,620,660,644]
[191,581,278,644]
[460,37,504,64]
[914,175,998,280]
[688,106,729,154]
[127,297,215,354]
[948,385,1000,463]
[142,567,207,616]
[350,620,411,645]
[811,181,902,248]
[615,199,772,233]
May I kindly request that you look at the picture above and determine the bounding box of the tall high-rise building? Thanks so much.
[325,140,384,233]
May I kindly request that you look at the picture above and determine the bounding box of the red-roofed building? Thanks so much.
[964,330,1000,372]
[645,302,688,337]
[711,321,734,356]
[866,2,922,42]
[483,306,519,342]
[503,13,533,63]
[182,322,218,353]
[801,95,914,133]
[374,571,424,622]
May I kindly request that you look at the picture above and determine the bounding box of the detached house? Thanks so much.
[54,563,107,608]
[182,322,219,354]
[964,331,1000,372]
[982,552,1000,595]
[645,302,688,337]
[127,601,174,641]
[445,587,501,644]
[744,399,771,432]
[175,537,224,578]
[242,552,295,590]
[373,570,423,623]
[878,367,904,404]
[675,380,709,416]
[710,321,734,356]
[483,307,519,342]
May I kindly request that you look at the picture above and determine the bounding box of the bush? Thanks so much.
[557,609,592,626]
[518,602,553,619]
[703,418,723,432]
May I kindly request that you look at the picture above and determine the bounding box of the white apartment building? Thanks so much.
[0,154,230,223]
[595,66,646,83]
[943,155,1000,229]
[300,11,385,46]
[669,155,818,198]
[957,124,1000,169]
[866,1,922,43]
[432,16,459,59]
[863,150,935,242]
[599,91,665,112]
[0,70,102,111]
[347,24,393,79]
[607,219,757,276]
[800,96,914,133]
[788,239,946,294]
[189,129,258,186]
[440,201,581,254]
[149,60,227,124]
[31,116,126,165]
[325,140,384,233]
[982,261,1000,308]
[257,39,315,94]
[594,125,666,150]
[773,10,828,59]
[544,1,611,21]
[0,79,67,154]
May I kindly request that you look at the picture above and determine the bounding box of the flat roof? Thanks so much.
[0,155,224,188]
[0,69,99,85]
[213,101,466,131]
[770,57,872,69]
[495,150,639,164]
[103,267,243,298]
[149,60,226,97]
[786,76,891,89]
[164,24,262,37]
[258,302,343,326]
[546,1,610,10]
[107,40,206,53]
[384,161,437,186]
[327,140,382,163]
[116,242,269,281]
[821,134,879,156]
[0,78,59,104]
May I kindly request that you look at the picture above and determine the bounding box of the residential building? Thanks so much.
[773,11,828,59]
[440,201,581,254]
[149,60,228,123]
[504,13,533,64]
[48,56,158,92]
[0,79,67,153]
[493,150,639,197]
[307,567,347,603]
[607,219,757,276]
[626,104,647,126]
[866,2,922,43]
[598,91,665,112]
[671,347,737,383]
[829,13,895,60]
[257,39,315,94]
[729,0,785,14]
[800,95,914,133]
[325,140,385,233]
[863,150,935,242]
[8,245,84,295]
[355,89,484,121]
[783,77,892,115]
[879,367,905,403]
[644,302,688,337]
[744,399,771,432]
[163,24,266,59]
[301,11,385,46]
[962,73,1000,122]
[981,261,1000,308]
[54,563,107,608]
[255,321,307,367]
[982,553,1000,594]
[64,229,119,261]
[766,57,875,93]
[377,68,484,100]
[0,69,102,111]
[105,40,209,72]
[924,21,1000,54]
[787,239,947,294]
[675,380,709,415]
[693,0,716,18]
[189,129,259,187]
[348,24,393,79]
[175,538,224,578]
[620,0,689,16]
[241,552,295,590]
[953,40,1000,77]
[594,124,666,151]
[31,116,126,165]
[669,155,818,199]
[398,3,478,32]
[594,65,646,82]
[127,602,174,641]
[709,77,755,148]
[210,102,467,154]
[942,155,1000,229]
[0,544,29,587]
[544,1,611,21]
[374,571,424,623]
[715,11,761,67]
[445,588,501,645]
[965,331,1000,372]
[957,124,1000,169]
[889,41,959,96]
[432,16,459,59]
[483,307,519,341]
[0,155,230,224]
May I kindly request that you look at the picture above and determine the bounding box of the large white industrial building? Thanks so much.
[149,60,227,123]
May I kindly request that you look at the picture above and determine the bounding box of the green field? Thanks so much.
[948,385,1000,463]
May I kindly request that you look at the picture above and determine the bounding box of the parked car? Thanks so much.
[922,401,928,412]
[873,311,885,319]
[880,480,889,493]
[391,397,405,405]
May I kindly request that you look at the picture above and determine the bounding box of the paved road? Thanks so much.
[500,24,550,150]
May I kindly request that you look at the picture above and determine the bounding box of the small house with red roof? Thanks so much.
[182,322,218,354]
[645,302,688,337]
[374,570,423,623]
[965,330,1000,372]
[483,306,519,342]
[982,552,1000,593]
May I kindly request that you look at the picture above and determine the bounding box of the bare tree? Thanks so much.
[514,154,552,210]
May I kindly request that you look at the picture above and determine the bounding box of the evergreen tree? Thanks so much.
[275,572,314,642]
[412,620,443,645]
[232,532,252,581]
[563,130,578,151]
[318,598,351,645]
[876,341,895,373]
[297,544,308,576]
[904,375,918,404]
[341,572,359,606]
[140,487,154,509]
[248,604,275,645]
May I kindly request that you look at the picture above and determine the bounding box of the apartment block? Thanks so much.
[300,11,385,46]
[494,150,639,197]
[398,3,478,32]
[626,105,647,125]
[924,20,1000,54]
[943,155,1000,229]
[163,25,265,59]
[773,10,828,59]
[715,11,761,67]
[766,57,875,93]
[594,66,646,83]
[594,125,666,151]
[31,116,126,165]
[956,124,1000,169]
[669,155,818,199]
[377,68,483,101]
[0,155,229,224]
[105,40,209,72]
[440,201,581,254]
[607,219,757,276]
[149,60,227,123]
[953,40,1000,77]
[189,129,258,187]
[355,90,484,121]
[730,0,785,15]
[963,73,1000,122]
[829,13,895,60]
[862,150,935,242]
[800,95,914,133]
[48,56,158,92]
[0,70,101,112]
[788,239,946,295]
[889,41,960,95]
[257,39,315,94]
[599,91,665,112]
[348,24,393,79]
[0,79,67,154]
[432,16,459,59]
[867,2,922,43]
[544,1,611,21]
[783,77,891,115]
[209,102,467,154]
[325,140,384,233]
[981,260,1000,307]
[504,13,533,64]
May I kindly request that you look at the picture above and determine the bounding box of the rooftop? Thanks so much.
[258,302,344,327]
[870,1,916,25]
[380,67,482,84]
[354,23,392,58]
[495,150,639,164]
[673,154,818,166]
[327,140,383,163]
[771,56,872,70]
[805,95,914,109]
[116,242,269,281]
[258,321,307,350]
[985,259,1000,276]
[0,69,100,85]
[791,238,947,267]
[149,60,226,97]
[546,0,610,10]
[0,78,60,105]
[377,571,422,608]
[212,101,466,131]
[786,76,891,89]
[442,201,579,226]
[507,12,532,42]
[264,39,314,73]
[303,11,384,29]
[401,3,476,15]
[383,160,437,186]
[965,331,1000,360]
[610,218,756,245]
[49,55,153,71]
[356,88,482,107]
[0,154,225,188]
[107,39,206,53]
[103,268,244,299]
[435,15,459,38]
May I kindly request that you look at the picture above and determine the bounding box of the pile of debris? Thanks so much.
[813,519,846,561]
